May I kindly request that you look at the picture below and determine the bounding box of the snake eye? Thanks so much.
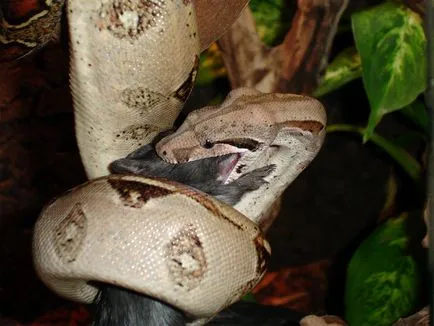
[202,140,215,149]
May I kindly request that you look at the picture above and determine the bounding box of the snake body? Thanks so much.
[1,0,326,324]
[32,88,326,324]
[33,174,270,324]
[26,1,271,323]
[68,0,200,178]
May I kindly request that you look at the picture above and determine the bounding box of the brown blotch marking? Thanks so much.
[278,120,324,134]
[108,178,172,208]
[121,87,169,111]
[166,224,207,291]
[159,178,246,231]
[115,124,160,142]
[177,185,245,231]
[182,0,192,4]
[53,203,87,263]
[97,0,167,40]
[253,235,270,276]
[173,55,199,102]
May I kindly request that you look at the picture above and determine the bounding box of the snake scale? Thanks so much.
[1,0,327,324]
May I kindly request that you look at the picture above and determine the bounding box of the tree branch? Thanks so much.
[392,306,429,326]
[217,0,349,95]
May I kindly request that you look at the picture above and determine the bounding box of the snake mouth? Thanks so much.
[217,153,243,183]
[210,138,264,183]
[213,138,261,152]
[217,143,268,185]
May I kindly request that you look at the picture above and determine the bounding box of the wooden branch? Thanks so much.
[281,0,349,94]
[217,0,349,95]
[422,203,429,248]
[403,0,425,17]
[216,8,274,92]
[392,306,429,326]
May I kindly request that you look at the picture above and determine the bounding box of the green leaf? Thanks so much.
[345,214,420,326]
[250,0,289,46]
[241,292,257,302]
[327,124,421,181]
[313,47,363,97]
[196,44,227,86]
[399,99,429,134]
[351,1,427,142]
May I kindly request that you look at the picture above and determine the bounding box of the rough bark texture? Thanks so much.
[393,306,429,326]
[403,0,426,16]
[217,0,349,94]
[422,203,429,248]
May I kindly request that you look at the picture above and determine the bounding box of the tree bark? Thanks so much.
[217,0,349,95]
[393,306,429,326]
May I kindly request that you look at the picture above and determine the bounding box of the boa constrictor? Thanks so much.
[3,0,327,323]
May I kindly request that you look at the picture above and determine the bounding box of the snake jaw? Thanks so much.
[212,141,272,185]
[222,142,270,184]
[157,139,250,164]
[216,153,243,183]
[233,128,326,226]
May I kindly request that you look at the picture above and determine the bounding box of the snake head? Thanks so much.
[155,87,327,225]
